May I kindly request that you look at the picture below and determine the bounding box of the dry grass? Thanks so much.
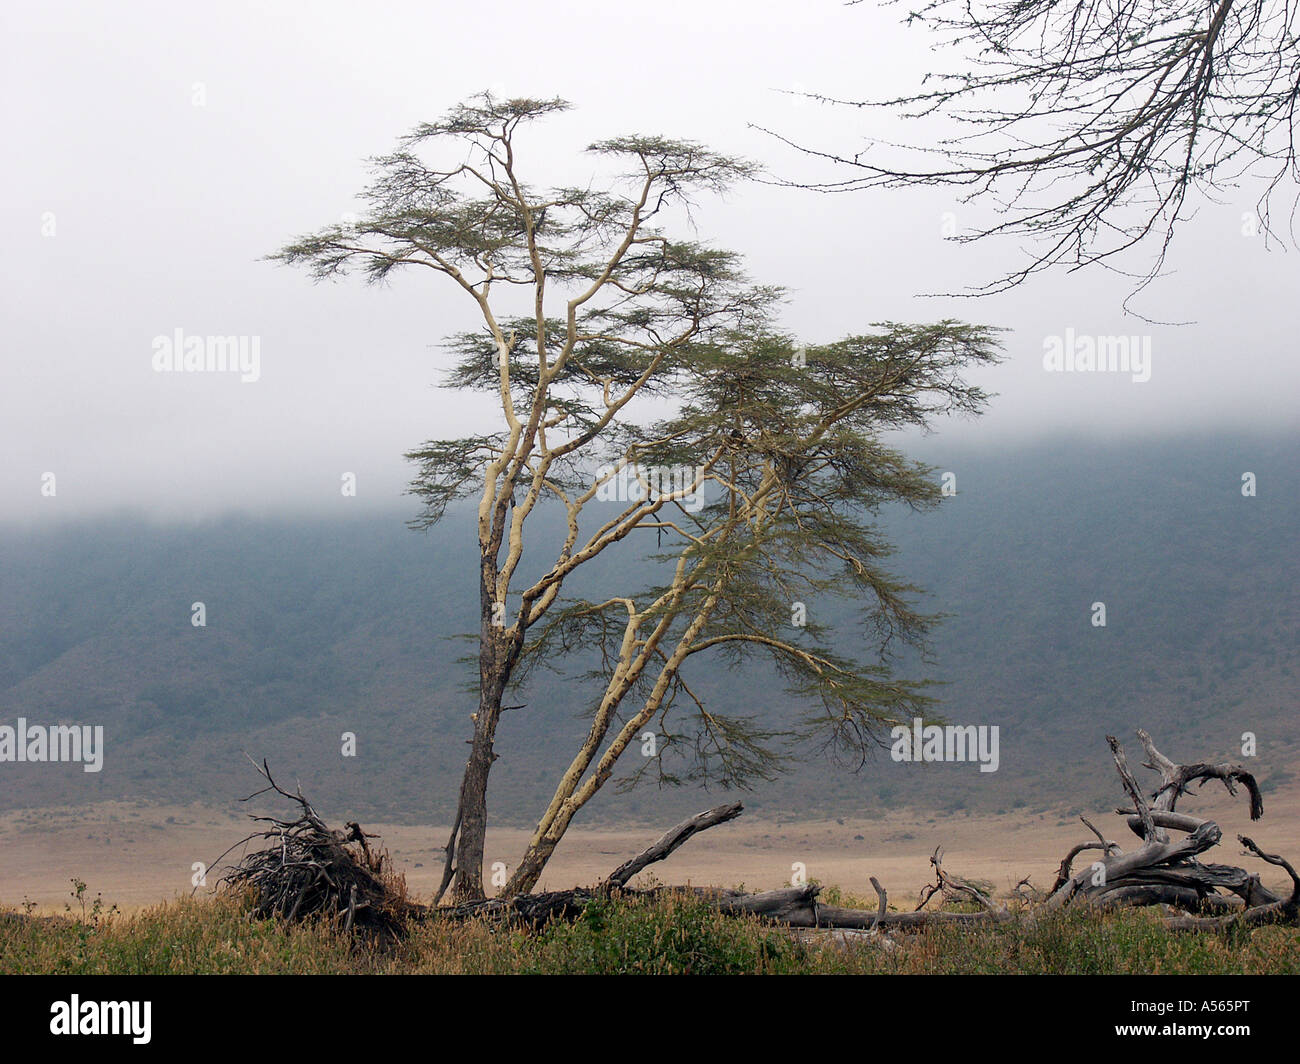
[3,886,1298,975]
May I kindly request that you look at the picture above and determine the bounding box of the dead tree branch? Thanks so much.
[603,802,744,890]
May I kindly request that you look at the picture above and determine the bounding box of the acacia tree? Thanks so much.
[767,0,1300,302]
[274,94,1000,902]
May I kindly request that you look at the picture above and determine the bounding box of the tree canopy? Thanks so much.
[274,93,1001,899]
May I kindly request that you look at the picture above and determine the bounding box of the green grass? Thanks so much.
[3,890,1298,975]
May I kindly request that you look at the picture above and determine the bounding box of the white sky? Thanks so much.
[3,0,1296,523]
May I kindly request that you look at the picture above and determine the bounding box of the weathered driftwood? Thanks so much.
[916,845,1004,914]
[438,813,1011,931]
[1038,731,1298,930]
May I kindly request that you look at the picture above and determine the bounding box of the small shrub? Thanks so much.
[526,893,802,975]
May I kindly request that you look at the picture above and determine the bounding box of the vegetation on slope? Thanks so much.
[0,433,1295,825]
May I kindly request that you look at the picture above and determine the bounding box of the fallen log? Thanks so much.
[1161,837,1300,931]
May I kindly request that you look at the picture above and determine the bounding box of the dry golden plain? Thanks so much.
[5,775,1298,914]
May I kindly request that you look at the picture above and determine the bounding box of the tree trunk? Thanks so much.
[507,785,600,894]
[505,829,559,896]
[448,727,492,903]
[448,562,509,903]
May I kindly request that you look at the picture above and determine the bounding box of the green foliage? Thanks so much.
[507,322,1003,787]
[526,892,799,974]
[269,90,1011,827]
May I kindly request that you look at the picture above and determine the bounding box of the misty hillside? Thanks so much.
[0,431,1296,829]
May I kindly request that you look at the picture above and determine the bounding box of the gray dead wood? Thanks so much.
[603,801,744,890]
[223,730,1297,939]
[916,845,1004,914]
[1038,733,1295,930]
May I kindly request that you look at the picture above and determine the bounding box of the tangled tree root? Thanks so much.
[211,759,419,937]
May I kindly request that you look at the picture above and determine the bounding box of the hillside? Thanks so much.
[0,431,1295,830]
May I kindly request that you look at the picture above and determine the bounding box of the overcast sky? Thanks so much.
[4,0,1295,524]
